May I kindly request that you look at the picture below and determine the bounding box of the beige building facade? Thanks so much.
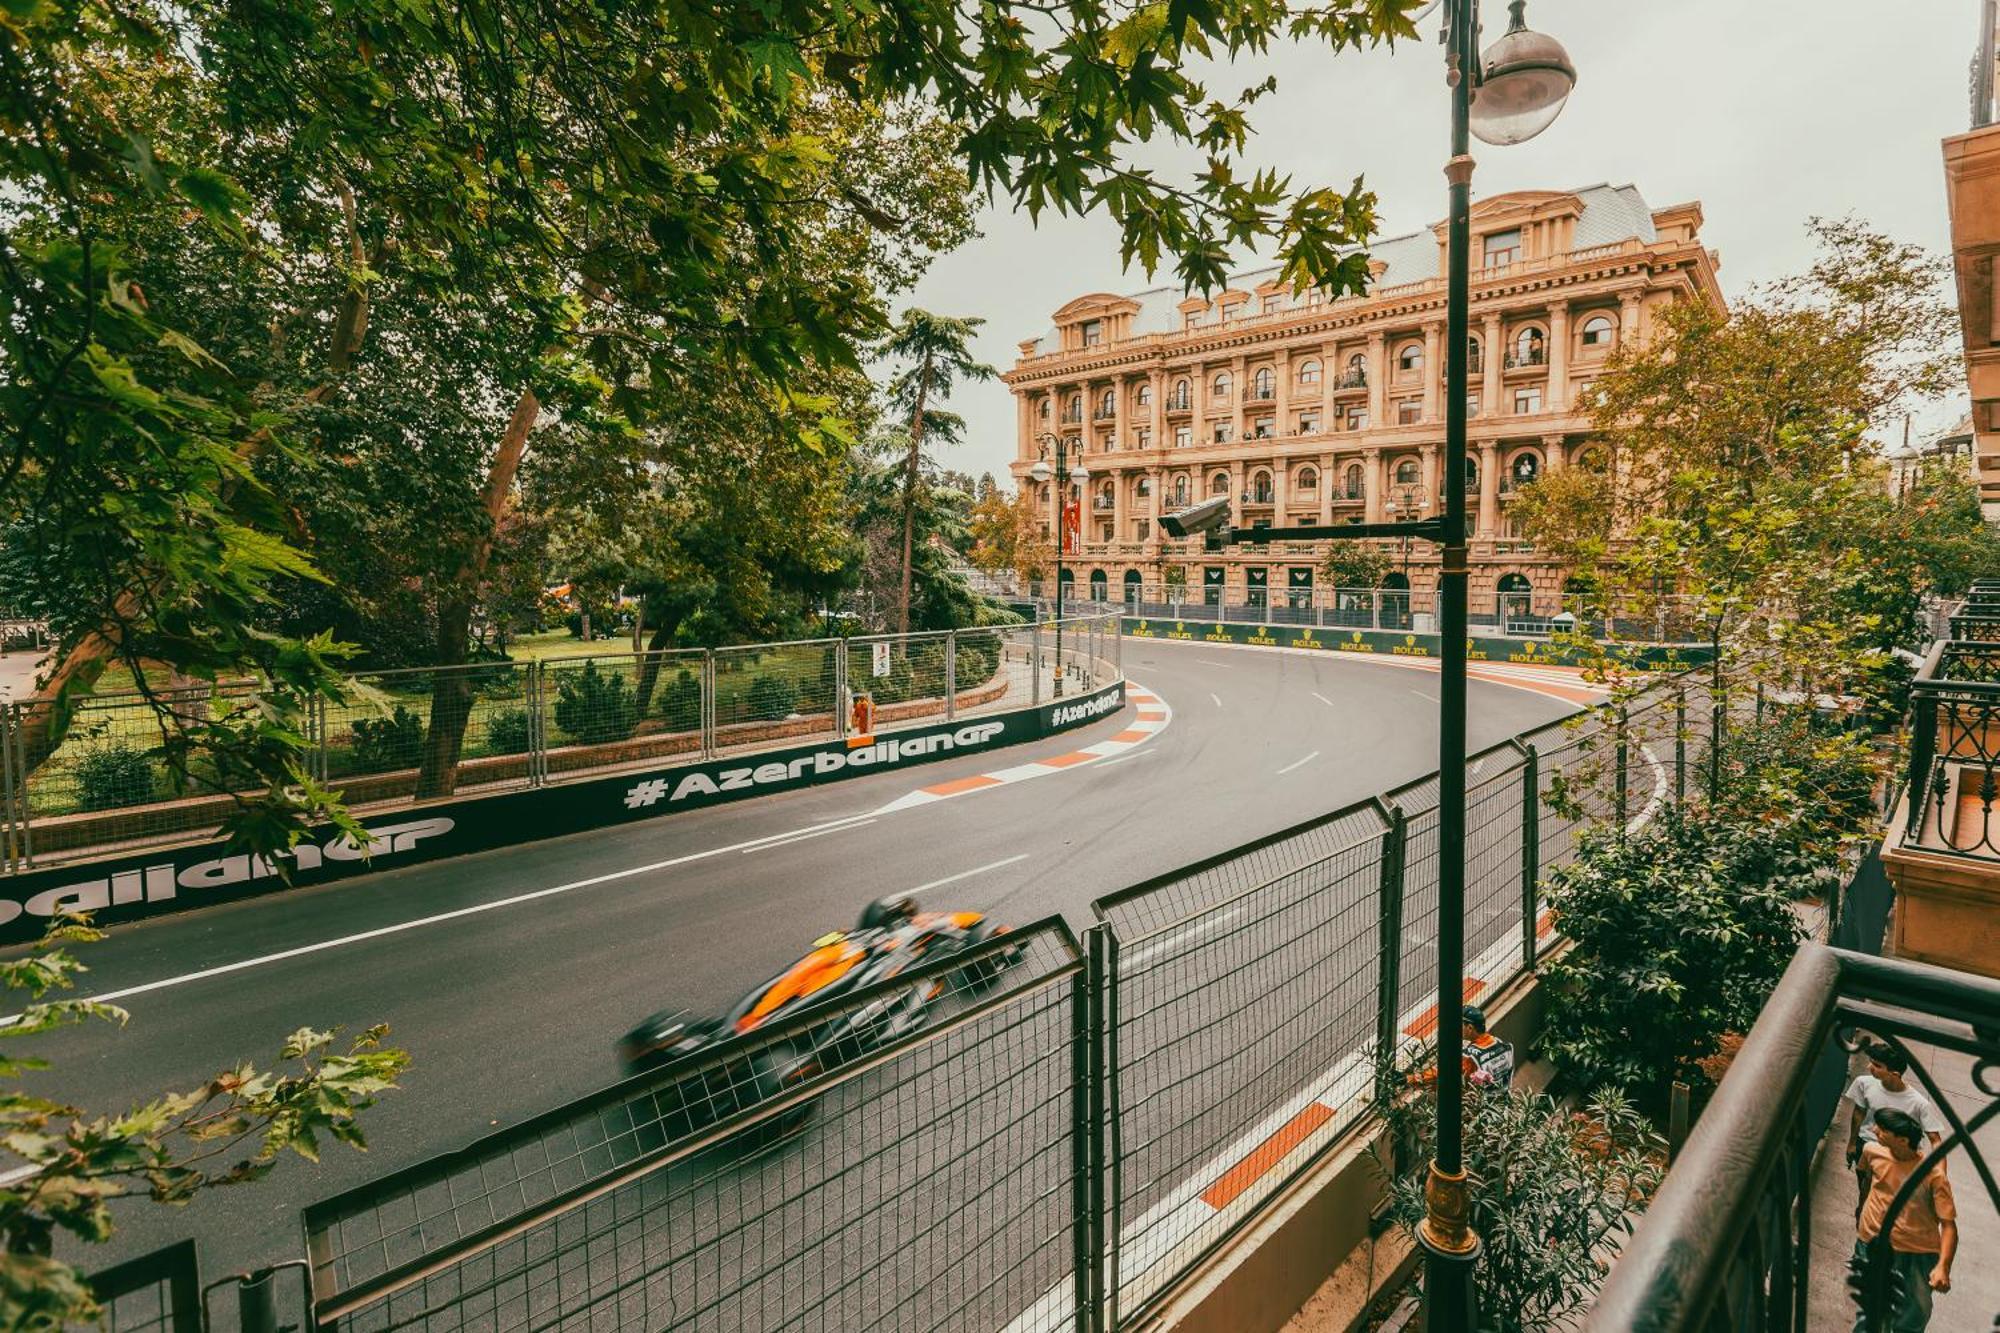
[1002,183,1724,611]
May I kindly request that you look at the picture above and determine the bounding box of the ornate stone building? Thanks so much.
[1002,184,1725,612]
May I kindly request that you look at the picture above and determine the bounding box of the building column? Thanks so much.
[1547,303,1570,414]
[1231,354,1247,441]
[1318,451,1336,525]
[1113,374,1129,451]
[1420,442,1440,509]
[1543,433,1567,473]
[1320,341,1340,422]
[1149,368,1166,446]
[1271,454,1287,518]
[1620,292,1643,352]
[1274,348,1292,434]
[1365,331,1386,427]
[1422,321,1442,423]
[1369,449,1391,524]
[1482,311,1504,418]
[1192,360,1209,427]
[1477,441,1500,539]
[1111,464,1127,544]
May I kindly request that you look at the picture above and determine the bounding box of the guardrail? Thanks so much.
[0,618,1119,873]
[1587,946,2000,1331]
[111,666,1718,1332]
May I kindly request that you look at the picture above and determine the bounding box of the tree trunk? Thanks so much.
[414,387,541,800]
[898,360,932,639]
[632,615,680,714]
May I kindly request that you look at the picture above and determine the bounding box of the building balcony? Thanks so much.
[1248,388,1275,402]
[1092,408,1115,421]
[1092,496,1114,512]
[1589,944,2000,1332]
[1333,370,1368,393]
[1164,396,1192,415]
[1240,491,1275,508]
[1503,347,1549,372]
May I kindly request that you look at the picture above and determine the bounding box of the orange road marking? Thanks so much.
[1200,1103,1336,1209]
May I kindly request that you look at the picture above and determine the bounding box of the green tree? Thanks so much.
[1318,541,1392,590]
[0,924,406,1328]
[883,311,996,635]
[1378,1082,1664,1332]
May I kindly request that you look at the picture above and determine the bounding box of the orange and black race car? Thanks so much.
[616,896,1022,1143]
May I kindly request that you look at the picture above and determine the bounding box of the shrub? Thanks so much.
[954,641,996,690]
[553,663,638,745]
[658,669,702,732]
[75,744,156,812]
[744,673,799,722]
[1378,1082,1664,1332]
[1540,807,1804,1116]
[486,708,532,756]
[350,705,426,771]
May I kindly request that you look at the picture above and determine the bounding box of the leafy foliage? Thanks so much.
[1540,809,1805,1115]
[552,664,639,746]
[1378,1082,1664,1332]
[0,923,405,1329]
[658,670,703,733]
[1318,541,1393,590]
[485,708,533,757]
[73,746,155,813]
[348,706,426,773]
[744,674,801,723]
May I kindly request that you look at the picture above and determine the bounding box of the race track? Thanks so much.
[16,638,1584,1300]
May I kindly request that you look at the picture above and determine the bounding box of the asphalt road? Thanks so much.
[19,639,1578,1315]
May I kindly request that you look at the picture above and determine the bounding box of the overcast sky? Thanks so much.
[904,1,1976,485]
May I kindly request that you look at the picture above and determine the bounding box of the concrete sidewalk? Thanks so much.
[1807,1041,2000,1331]
[0,647,43,702]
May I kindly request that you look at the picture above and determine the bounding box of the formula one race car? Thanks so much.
[616,897,1023,1145]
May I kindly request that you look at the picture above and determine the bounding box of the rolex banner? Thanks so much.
[0,680,1127,943]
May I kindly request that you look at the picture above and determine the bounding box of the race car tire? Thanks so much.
[955,922,1013,993]
[739,1046,817,1147]
[857,895,919,930]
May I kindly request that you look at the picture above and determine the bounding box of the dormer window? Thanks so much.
[1483,228,1521,268]
[1081,319,1102,346]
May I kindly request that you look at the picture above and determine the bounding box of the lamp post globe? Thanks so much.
[1027,459,1052,484]
[1469,0,1576,146]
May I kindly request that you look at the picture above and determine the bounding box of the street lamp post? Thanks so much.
[1028,433,1088,698]
[1155,4,1572,1326]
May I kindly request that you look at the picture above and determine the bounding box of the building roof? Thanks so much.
[1025,182,1661,355]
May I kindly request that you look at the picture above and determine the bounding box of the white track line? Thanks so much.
[739,820,876,854]
[1276,751,1320,776]
[904,854,1030,895]
[1209,692,1223,708]
[1310,691,1337,707]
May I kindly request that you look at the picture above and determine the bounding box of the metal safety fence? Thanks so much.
[0,617,1120,871]
[87,1238,201,1333]
[129,664,1737,1333]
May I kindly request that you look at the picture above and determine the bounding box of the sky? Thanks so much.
[905,1,1978,486]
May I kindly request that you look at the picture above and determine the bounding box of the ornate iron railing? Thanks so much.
[1901,639,2000,860]
[1589,946,2000,1332]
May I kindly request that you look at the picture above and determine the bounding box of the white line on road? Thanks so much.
[1125,905,1248,968]
[739,820,876,854]
[1310,691,1336,707]
[1276,751,1320,775]
[3,814,884,1020]
[1209,692,1223,708]
[1197,658,1234,667]
[904,854,1030,896]
[1095,749,1157,769]
[1410,688,1439,703]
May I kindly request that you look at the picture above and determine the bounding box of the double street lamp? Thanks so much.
[1159,2,1574,1325]
[1028,433,1088,698]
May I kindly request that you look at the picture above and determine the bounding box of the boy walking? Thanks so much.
[1853,1108,1956,1331]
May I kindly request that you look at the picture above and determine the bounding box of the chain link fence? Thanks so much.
[0,617,1119,872]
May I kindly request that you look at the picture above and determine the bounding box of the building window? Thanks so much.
[1136,477,1153,499]
[1039,397,1050,419]
[1262,294,1284,314]
[1397,341,1424,375]
[1081,319,1102,346]
[1467,335,1482,372]
[1248,470,1273,502]
[1297,467,1318,491]
[1099,522,1113,541]
[1483,228,1521,267]
[1135,383,1152,407]
[1172,476,1189,505]
[1183,311,1201,330]
[1212,423,1234,444]
[1510,453,1541,487]
[1466,393,1481,418]
[1396,398,1422,425]
[1394,458,1420,486]
[1298,410,1321,434]
[1065,393,1082,422]
[1513,386,1542,414]
[1344,405,1369,430]
[1209,471,1229,496]
[1343,463,1364,498]
[1252,367,1275,400]
[1580,314,1615,348]
[1222,301,1244,322]
[1576,446,1608,473]
[1174,425,1192,448]
[1136,518,1151,541]
[1135,429,1152,449]
[1249,418,1274,440]
[1170,378,1191,410]
[1097,388,1115,417]
[1511,326,1546,366]
[1346,352,1367,381]
[1574,378,1597,407]
[1297,358,1321,385]
[1212,371,1233,398]
[1462,457,1479,492]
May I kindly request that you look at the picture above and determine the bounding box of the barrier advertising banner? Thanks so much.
[0,680,1126,943]
[1119,617,1701,669]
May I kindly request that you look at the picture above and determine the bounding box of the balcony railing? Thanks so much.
[1240,490,1274,506]
[1898,638,2000,860]
[1334,369,1368,390]
[1165,394,1192,412]
[1504,347,1549,369]
[1248,388,1274,401]
[1092,496,1113,511]
[1589,945,2000,1332]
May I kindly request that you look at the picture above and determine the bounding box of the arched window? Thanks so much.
[1212,371,1233,396]
[1513,326,1546,362]
[1098,388,1115,417]
[1394,458,1420,486]
[1252,367,1275,399]
[1397,342,1424,374]
[1297,467,1318,491]
[1039,397,1051,419]
[1580,314,1615,348]
[1575,446,1608,473]
[1297,358,1321,384]
[1347,352,1366,374]
[1172,475,1189,505]
[1344,462,1364,498]
[1171,377,1191,408]
[1467,335,1482,368]
[1462,457,1478,491]
[1249,469,1272,500]
[1135,476,1153,498]
[1089,569,1108,599]
[1066,392,1083,421]
[1209,471,1229,496]
[1510,452,1541,485]
[1135,382,1152,407]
